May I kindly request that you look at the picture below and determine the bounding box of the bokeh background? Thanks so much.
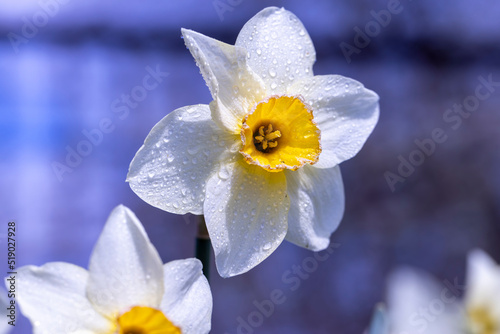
[1,0,500,333]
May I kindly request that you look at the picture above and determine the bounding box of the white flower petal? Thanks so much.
[204,161,289,277]
[182,28,266,132]
[160,259,212,334]
[235,7,316,95]
[465,250,500,315]
[289,75,379,168]
[387,268,462,334]
[14,263,111,334]
[87,205,164,316]
[127,104,236,215]
[284,165,344,251]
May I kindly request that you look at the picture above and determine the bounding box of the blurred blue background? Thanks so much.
[1,0,499,333]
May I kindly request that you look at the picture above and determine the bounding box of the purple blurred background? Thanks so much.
[1,0,499,333]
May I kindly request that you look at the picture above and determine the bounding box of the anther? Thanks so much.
[253,124,281,153]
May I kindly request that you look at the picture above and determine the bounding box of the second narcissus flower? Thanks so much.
[12,205,212,334]
[127,7,379,277]
[386,250,500,334]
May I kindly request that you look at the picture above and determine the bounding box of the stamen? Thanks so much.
[253,123,281,153]
[259,126,265,137]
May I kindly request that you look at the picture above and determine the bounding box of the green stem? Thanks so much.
[195,216,211,281]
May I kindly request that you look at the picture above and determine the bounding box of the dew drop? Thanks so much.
[218,167,230,180]
[269,69,277,78]
[187,147,199,155]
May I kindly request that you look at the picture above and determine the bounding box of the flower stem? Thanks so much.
[195,216,211,281]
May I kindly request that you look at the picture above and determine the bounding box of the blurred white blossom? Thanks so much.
[385,249,500,334]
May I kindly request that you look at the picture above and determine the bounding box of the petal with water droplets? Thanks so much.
[160,259,212,334]
[285,164,344,251]
[182,28,266,132]
[236,7,316,95]
[127,104,237,215]
[203,161,289,277]
[87,205,164,316]
[289,75,379,168]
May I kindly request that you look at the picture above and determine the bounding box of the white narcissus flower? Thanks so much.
[11,205,212,334]
[465,250,500,334]
[127,7,379,277]
[385,250,500,334]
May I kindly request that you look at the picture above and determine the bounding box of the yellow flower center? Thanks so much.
[240,96,321,172]
[116,306,181,334]
[468,307,498,334]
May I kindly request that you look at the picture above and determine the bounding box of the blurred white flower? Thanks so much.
[127,6,379,277]
[12,205,212,334]
[465,250,500,334]
[385,249,500,334]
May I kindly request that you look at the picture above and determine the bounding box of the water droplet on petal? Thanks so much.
[218,166,230,180]
[187,147,199,155]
